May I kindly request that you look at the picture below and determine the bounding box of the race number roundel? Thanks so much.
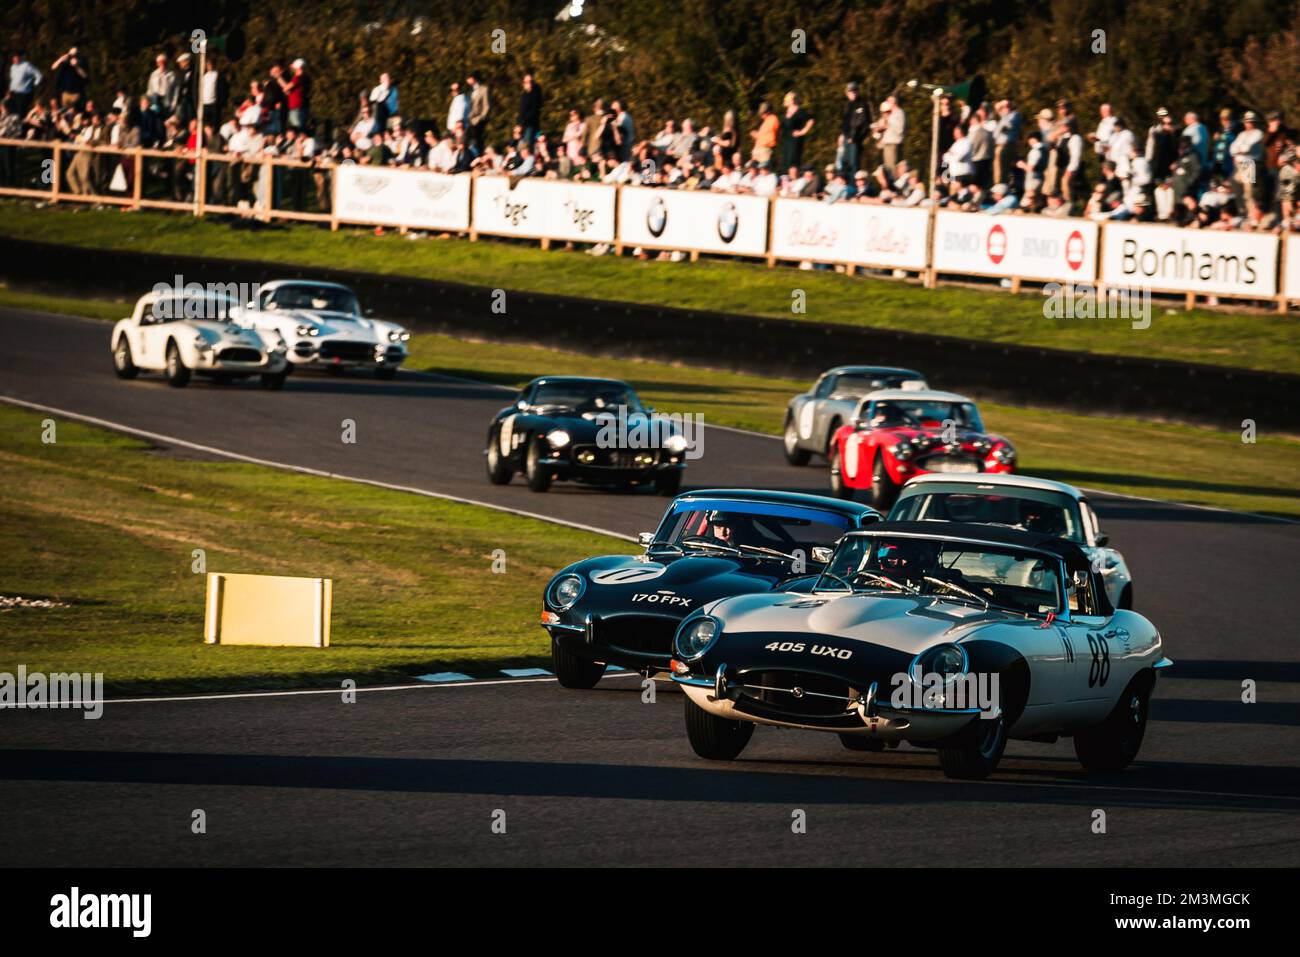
[590,564,667,585]
[1065,229,1085,271]
[986,224,1007,265]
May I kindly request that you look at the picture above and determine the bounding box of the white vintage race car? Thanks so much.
[887,473,1134,609]
[670,522,1170,779]
[111,290,289,389]
[231,280,409,378]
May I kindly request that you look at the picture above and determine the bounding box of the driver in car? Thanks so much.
[1020,503,1066,538]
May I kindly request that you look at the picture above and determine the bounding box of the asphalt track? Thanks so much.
[1,306,1297,866]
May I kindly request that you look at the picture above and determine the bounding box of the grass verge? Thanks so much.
[0,404,624,695]
[1,199,1295,375]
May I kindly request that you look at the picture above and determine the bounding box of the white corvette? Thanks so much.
[232,280,410,379]
[112,291,289,389]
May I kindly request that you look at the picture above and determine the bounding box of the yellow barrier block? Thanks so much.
[204,572,332,647]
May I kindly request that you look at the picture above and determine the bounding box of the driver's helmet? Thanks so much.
[873,538,941,579]
[705,510,734,543]
[869,402,897,427]
[1021,503,1065,537]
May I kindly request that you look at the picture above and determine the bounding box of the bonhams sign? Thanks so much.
[1100,223,1278,297]
[770,200,929,270]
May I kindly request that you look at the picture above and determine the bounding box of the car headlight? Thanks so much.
[992,445,1016,464]
[548,574,585,611]
[387,329,410,342]
[915,642,969,679]
[664,434,689,453]
[546,429,571,449]
[889,442,914,460]
[295,324,320,337]
[676,616,720,659]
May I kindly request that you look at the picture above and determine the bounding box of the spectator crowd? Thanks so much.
[4,43,1299,232]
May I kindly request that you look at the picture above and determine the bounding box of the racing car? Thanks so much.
[670,522,1170,779]
[829,389,1016,509]
[541,489,880,687]
[111,289,289,389]
[783,365,928,465]
[486,376,689,494]
[232,280,410,378]
[888,473,1134,609]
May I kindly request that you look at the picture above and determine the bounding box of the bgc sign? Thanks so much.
[934,212,1097,281]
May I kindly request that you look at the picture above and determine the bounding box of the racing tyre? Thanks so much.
[485,434,513,485]
[1074,677,1150,772]
[375,365,398,380]
[1118,585,1133,610]
[654,471,682,496]
[828,445,854,500]
[165,341,191,388]
[937,713,1007,780]
[783,416,811,466]
[839,733,886,752]
[260,371,287,390]
[551,637,606,689]
[869,454,900,511]
[525,437,552,492]
[684,695,754,760]
[112,337,138,379]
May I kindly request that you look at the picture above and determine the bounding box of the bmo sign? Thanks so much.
[933,211,1097,281]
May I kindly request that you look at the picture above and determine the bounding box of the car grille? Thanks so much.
[319,340,377,361]
[217,347,262,363]
[570,445,660,469]
[735,670,857,718]
[591,615,678,656]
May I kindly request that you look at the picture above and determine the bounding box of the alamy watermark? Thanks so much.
[890,667,1000,718]
[149,275,261,320]
[0,666,104,719]
[1042,282,1152,330]
[595,405,705,460]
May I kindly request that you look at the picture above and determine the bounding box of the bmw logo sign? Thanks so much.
[646,197,668,238]
[717,202,739,244]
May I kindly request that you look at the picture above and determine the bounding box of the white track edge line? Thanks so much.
[0,395,636,542]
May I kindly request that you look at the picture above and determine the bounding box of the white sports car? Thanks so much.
[670,523,1170,779]
[112,290,289,389]
[887,473,1134,609]
[232,280,409,378]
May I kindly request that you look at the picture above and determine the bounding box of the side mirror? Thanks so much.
[811,546,834,564]
[1094,533,1109,547]
[637,532,654,546]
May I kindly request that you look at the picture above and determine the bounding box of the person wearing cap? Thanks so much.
[1231,110,1266,215]
[877,93,906,181]
[1144,108,1179,179]
[1211,108,1238,179]
[985,180,1018,215]
[993,99,1021,187]
[1265,111,1293,210]
[851,168,871,201]
[839,82,870,175]
[172,52,196,125]
[276,58,310,131]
